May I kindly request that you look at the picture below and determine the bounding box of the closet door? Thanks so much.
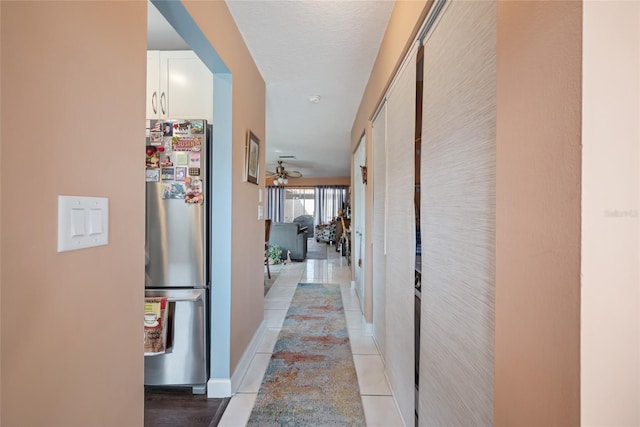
[385,43,417,425]
[419,1,496,425]
[371,104,387,358]
[352,137,366,311]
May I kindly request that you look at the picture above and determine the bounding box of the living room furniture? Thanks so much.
[335,215,350,254]
[341,217,351,265]
[315,223,336,244]
[264,219,272,279]
[292,215,314,235]
[269,222,308,261]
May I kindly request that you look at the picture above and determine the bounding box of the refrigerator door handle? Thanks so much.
[167,294,201,303]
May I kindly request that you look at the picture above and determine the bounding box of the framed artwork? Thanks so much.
[245,130,260,185]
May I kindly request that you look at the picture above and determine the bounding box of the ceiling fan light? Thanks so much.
[273,178,279,185]
[283,178,288,184]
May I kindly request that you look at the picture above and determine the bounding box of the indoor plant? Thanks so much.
[268,245,283,264]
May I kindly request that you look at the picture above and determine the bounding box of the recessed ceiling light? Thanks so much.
[308,95,321,104]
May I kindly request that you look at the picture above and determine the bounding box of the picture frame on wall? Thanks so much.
[245,130,260,185]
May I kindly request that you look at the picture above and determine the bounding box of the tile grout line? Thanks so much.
[222,254,398,426]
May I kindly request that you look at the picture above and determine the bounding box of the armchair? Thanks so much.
[292,215,314,233]
[269,223,308,261]
[315,223,336,244]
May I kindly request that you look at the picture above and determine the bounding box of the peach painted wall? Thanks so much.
[350,0,431,323]
[183,1,266,373]
[582,2,640,425]
[0,3,3,421]
[495,2,582,425]
[1,2,146,425]
[351,0,432,143]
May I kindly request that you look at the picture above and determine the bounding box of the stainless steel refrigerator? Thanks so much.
[144,119,210,394]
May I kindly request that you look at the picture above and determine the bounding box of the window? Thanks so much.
[284,188,315,222]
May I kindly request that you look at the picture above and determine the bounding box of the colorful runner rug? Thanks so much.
[247,283,366,426]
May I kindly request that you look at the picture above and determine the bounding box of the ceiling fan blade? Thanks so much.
[265,170,277,177]
[286,170,303,178]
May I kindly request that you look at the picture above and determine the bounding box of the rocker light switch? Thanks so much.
[58,196,109,252]
[70,208,86,236]
[88,209,103,235]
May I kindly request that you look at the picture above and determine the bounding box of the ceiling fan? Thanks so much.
[266,160,302,185]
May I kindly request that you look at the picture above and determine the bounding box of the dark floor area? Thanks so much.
[144,386,229,427]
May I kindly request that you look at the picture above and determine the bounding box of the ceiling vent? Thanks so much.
[278,155,296,159]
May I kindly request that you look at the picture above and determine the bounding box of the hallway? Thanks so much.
[219,244,405,426]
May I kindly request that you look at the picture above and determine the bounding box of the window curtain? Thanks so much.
[265,186,285,222]
[314,186,347,225]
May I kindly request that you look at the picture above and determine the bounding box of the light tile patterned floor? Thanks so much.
[218,243,404,426]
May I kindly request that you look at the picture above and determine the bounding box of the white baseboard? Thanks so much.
[207,378,232,398]
[230,320,266,393]
[383,368,409,427]
[363,320,373,336]
[207,320,266,398]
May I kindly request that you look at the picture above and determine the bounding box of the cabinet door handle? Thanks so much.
[160,92,167,116]
[151,91,158,115]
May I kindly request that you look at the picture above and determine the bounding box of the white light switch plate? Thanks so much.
[58,195,109,252]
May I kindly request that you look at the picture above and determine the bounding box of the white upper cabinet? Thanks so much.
[147,50,213,123]
[146,51,162,119]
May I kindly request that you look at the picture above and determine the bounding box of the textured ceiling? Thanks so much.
[226,0,394,179]
[148,1,394,179]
